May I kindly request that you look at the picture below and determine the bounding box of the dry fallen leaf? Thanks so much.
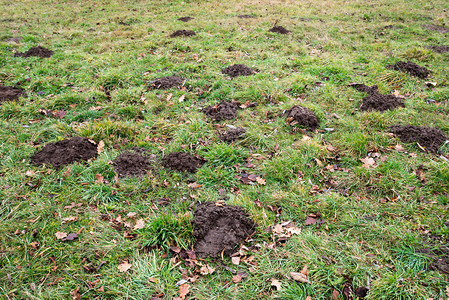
[360,157,375,169]
[395,144,405,152]
[188,182,202,189]
[232,275,242,283]
[271,278,281,290]
[199,264,215,275]
[61,216,78,224]
[290,272,309,283]
[256,177,266,185]
[178,94,185,102]
[95,174,104,184]
[178,283,190,299]
[97,141,105,154]
[332,289,340,299]
[55,232,67,240]
[134,219,145,230]
[231,256,240,265]
[118,260,132,273]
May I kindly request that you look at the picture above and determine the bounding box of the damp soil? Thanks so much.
[112,151,155,177]
[149,75,184,89]
[269,26,290,34]
[386,61,431,79]
[170,30,196,37]
[14,46,54,58]
[284,105,320,130]
[423,24,449,33]
[418,247,449,274]
[202,101,240,121]
[193,202,256,257]
[429,45,449,53]
[389,125,447,153]
[31,137,97,168]
[221,127,246,143]
[350,83,405,112]
[238,14,256,18]
[178,17,193,22]
[162,152,204,173]
[0,86,26,102]
[222,64,254,78]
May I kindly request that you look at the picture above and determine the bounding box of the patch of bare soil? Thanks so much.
[238,14,256,19]
[350,83,405,112]
[162,152,204,173]
[31,137,97,168]
[202,101,240,121]
[0,86,26,102]
[423,24,449,33]
[170,30,196,37]
[178,17,193,22]
[149,75,184,89]
[429,45,449,53]
[269,26,290,34]
[14,46,54,58]
[5,37,23,43]
[112,151,155,177]
[221,127,246,143]
[284,105,319,130]
[386,61,431,79]
[193,202,256,257]
[419,247,449,274]
[389,125,447,153]
[221,64,254,78]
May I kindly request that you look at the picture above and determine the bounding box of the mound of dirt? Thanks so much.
[193,202,256,257]
[112,151,155,177]
[149,75,184,89]
[31,137,98,168]
[202,101,240,121]
[350,83,405,112]
[14,46,54,58]
[238,14,256,18]
[162,152,204,173]
[386,61,431,79]
[0,86,26,102]
[269,26,290,34]
[389,125,447,153]
[221,127,246,143]
[429,45,449,53]
[178,17,193,22]
[423,24,449,33]
[170,30,196,37]
[419,247,449,274]
[284,105,319,130]
[221,64,254,78]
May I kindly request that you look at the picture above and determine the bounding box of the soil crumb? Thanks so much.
[419,247,449,274]
[238,14,256,18]
[350,83,404,112]
[221,127,246,143]
[423,24,449,33]
[14,46,54,58]
[0,86,26,102]
[386,61,431,79]
[222,64,254,78]
[178,17,193,22]
[112,151,154,177]
[269,26,290,34]
[389,125,447,153]
[170,30,196,37]
[162,152,204,173]
[149,75,184,89]
[429,45,449,53]
[193,202,256,257]
[284,105,320,130]
[31,137,97,168]
[202,101,240,121]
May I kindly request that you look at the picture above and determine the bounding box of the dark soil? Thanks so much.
[418,247,449,274]
[238,14,256,18]
[193,202,256,257]
[221,64,254,78]
[355,287,369,298]
[386,61,431,79]
[0,86,26,102]
[221,127,246,143]
[14,46,54,58]
[269,26,290,34]
[423,24,449,33]
[202,101,240,121]
[350,83,405,112]
[149,75,184,89]
[170,30,196,37]
[178,17,193,22]
[31,137,97,168]
[162,152,204,173]
[429,45,449,53]
[112,151,155,177]
[284,105,320,130]
[389,125,447,153]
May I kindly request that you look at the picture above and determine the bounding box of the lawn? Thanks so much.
[0,0,448,299]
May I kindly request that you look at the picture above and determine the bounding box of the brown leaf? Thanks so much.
[300,264,308,275]
[231,256,240,265]
[118,260,132,273]
[95,174,104,184]
[360,157,375,169]
[30,241,40,250]
[134,219,145,230]
[199,264,215,275]
[188,182,202,189]
[61,216,78,224]
[166,93,173,102]
[178,95,185,102]
[304,216,317,226]
[97,141,105,154]
[63,233,78,241]
[256,177,266,185]
[179,283,190,299]
[332,289,340,299]
[63,167,72,177]
[70,287,81,300]
[55,232,67,240]
[232,275,242,283]
[271,278,281,290]
[290,272,309,283]
[394,144,405,152]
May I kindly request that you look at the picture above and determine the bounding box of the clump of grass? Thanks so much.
[77,119,136,143]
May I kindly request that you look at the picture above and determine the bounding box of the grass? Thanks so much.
[1,0,449,299]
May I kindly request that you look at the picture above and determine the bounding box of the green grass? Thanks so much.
[1,0,449,299]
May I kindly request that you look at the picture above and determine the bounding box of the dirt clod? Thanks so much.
[14,46,54,58]
[222,64,254,78]
[0,86,26,102]
[162,152,204,173]
[389,125,447,153]
[419,247,449,274]
[149,75,184,89]
[178,17,193,22]
[355,287,369,298]
[429,45,449,53]
[269,26,290,34]
[386,61,431,79]
[112,151,155,177]
[350,84,404,112]
[170,30,196,37]
[193,202,256,257]
[31,137,97,168]
[221,127,246,143]
[202,101,240,121]
[284,105,320,130]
